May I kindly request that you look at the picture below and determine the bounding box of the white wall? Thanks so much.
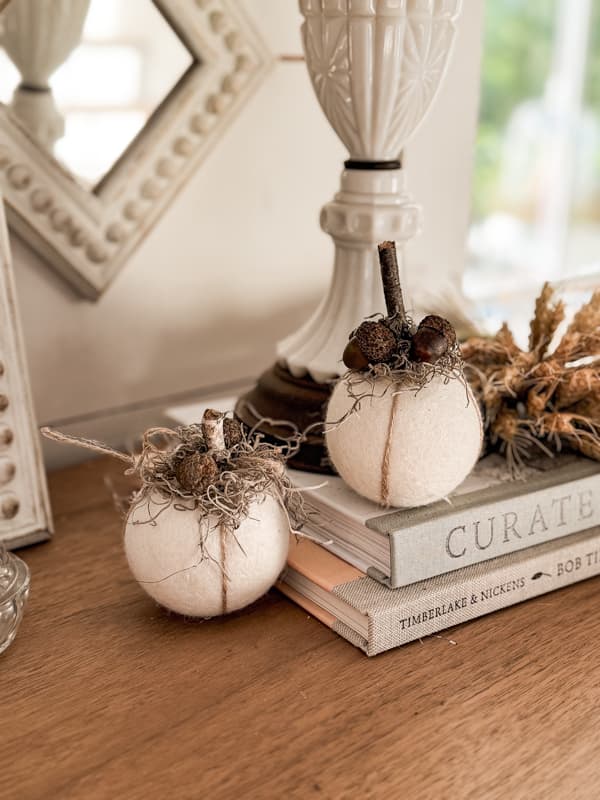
[11,1,484,468]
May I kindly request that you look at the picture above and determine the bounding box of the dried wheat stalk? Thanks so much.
[462,284,600,474]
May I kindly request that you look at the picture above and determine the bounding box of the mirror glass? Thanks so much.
[0,0,194,187]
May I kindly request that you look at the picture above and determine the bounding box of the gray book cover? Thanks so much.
[292,455,600,587]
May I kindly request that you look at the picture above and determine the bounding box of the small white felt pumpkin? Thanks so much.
[326,373,482,508]
[42,409,297,619]
[124,491,289,617]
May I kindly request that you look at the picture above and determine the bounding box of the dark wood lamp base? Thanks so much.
[235,362,333,473]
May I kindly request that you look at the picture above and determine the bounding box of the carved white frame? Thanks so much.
[0,192,51,548]
[0,0,272,299]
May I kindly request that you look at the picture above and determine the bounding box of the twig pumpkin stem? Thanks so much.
[201,409,226,452]
[377,241,406,323]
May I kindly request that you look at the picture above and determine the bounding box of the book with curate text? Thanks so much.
[291,455,600,588]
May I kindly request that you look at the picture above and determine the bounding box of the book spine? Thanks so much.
[386,473,600,587]
[365,530,600,655]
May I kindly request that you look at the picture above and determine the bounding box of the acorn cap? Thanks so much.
[223,417,243,448]
[175,451,219,494]
[355,320,397,363]
[418,315,457,346]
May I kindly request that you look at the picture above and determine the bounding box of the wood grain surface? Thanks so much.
[3,457,600,800]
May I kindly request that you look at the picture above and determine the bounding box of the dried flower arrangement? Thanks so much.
[462,283,600,474]
[43,410,308,618]
[325,242,483,508]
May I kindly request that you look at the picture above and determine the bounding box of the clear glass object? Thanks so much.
[0,544,30,655]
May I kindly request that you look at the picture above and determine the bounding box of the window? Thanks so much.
[464,0,600,304]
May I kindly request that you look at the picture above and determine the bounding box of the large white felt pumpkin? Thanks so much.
[326,373,483,508]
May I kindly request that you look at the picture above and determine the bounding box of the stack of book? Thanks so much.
[167,401,600,656]
[281,455,600,655]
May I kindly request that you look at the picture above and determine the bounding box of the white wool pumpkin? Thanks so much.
[124,492,289,617]
[326,373,483,508]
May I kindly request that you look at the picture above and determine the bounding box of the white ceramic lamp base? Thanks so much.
[278,166,420,382]
[237,0,462,472]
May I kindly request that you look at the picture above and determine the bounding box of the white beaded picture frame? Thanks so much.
[0,195,52,548]
[0,0,272,299]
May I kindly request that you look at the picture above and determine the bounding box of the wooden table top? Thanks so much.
[4,456,600,800]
